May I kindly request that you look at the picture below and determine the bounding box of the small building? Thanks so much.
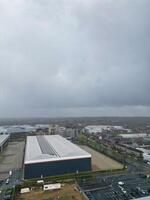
[0,134,10,152]
[24,135,91,179]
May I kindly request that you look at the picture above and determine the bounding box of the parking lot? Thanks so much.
[0,187,14,200]
[78,174,150,200]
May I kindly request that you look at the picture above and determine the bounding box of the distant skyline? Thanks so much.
[0,0,150,117]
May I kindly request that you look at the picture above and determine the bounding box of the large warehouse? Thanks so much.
[0,134,9,152]
[24,135,91,179]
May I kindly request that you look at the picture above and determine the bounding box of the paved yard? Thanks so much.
[0,141,25,180]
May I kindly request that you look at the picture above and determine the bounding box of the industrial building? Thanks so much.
[24,135,91,179]
[0,134,9,152]
[119,133,148,138]
[84,125,131,134]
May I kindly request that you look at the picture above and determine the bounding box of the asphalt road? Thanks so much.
[0,169,22,200]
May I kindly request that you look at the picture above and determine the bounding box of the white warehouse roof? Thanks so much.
[84,125,131,134]
[24,135,91,164]
[119,133,147,138]
[0,134,9,147]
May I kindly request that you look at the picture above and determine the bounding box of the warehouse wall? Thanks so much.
[24,157,91,179]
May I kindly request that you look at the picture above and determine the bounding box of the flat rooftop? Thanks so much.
[119,133,148,138]
[0,134,9,147]
[24,135,91,164]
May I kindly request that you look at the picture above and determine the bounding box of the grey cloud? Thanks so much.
[0,0,150,117]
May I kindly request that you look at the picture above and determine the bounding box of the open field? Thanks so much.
[0,141,25,180]
[16,184,85,200]
[80,145,123,170]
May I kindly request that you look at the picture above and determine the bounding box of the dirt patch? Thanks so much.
[80,145,123,170]
[16,184,85,200]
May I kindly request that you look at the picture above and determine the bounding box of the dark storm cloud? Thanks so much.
[0,0,150,117]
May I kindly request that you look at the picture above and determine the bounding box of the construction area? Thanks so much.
[16,183,86,200]
[80,145,124,171]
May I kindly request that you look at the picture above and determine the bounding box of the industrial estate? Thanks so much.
[0,117,150,200]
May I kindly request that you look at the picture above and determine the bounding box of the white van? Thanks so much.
[37,180,44,184]
[20,188,30,194]
[6,178,9,184]
[43,183,61,191]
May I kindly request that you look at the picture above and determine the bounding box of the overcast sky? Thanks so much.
[0,0,150,117]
